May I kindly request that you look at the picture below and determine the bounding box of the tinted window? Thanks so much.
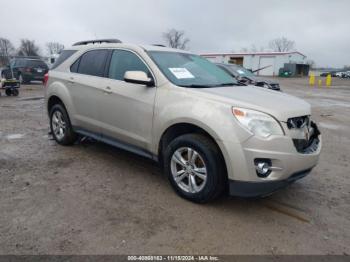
[14,59,26,67]
[70,58,80,73]
[25,60,48,68]
[77,50,109,77]
[108,50,150,81]
[51,50,77,70]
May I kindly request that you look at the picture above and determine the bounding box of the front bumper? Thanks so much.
[229,168,312,197]
[221,124,321,197]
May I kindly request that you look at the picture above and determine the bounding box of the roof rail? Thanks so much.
[73,39,122,46]
[12,56,41,59]
[153,44,166,47]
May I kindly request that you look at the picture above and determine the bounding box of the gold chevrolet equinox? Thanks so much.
[44,39,322,203]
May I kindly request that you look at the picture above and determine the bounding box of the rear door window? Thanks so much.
[76,50,109,77]
[108,50,150,81]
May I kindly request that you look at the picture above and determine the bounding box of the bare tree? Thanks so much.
[17,39,40,56]
[0,37,15,65]
[46,42,65,55]
[268,37,295,52]
[163,29,189,50]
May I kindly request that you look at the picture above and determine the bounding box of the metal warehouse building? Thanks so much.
[202,51,309,76]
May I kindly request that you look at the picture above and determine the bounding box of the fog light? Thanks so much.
[254,159,272,178]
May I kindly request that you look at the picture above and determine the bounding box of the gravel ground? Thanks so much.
[0,78,349,255]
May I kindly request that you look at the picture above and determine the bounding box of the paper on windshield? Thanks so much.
[237,69,245,75]
[169,68,195,79]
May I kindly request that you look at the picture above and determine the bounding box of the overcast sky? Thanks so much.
[1,0,349,67]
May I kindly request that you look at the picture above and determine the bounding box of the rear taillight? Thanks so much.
[43,73,49,87]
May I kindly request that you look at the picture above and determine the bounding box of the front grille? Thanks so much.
[287,115,310,129]
[292,121,321,154]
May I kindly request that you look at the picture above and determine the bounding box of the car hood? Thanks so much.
[193,85,311,121]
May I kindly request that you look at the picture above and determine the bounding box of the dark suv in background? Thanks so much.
[1,57,49,84]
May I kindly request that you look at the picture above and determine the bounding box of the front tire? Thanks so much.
[164,134,226,203]
[50,104,77,145]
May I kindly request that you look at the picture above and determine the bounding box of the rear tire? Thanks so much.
[164,134,226,203]
[49,104,77,145]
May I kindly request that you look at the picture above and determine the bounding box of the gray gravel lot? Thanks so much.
[0,78,349,255]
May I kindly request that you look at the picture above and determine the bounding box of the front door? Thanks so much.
[97,49,156,152]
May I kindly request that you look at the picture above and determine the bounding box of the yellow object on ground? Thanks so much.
[309,73,315,86]
[318,79,322,87]
[326,74,332,87]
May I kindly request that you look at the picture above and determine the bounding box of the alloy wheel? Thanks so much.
[170,147,207,193]
[52,110,66,141]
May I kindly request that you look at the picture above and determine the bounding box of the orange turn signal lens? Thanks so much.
[232,108,245,117]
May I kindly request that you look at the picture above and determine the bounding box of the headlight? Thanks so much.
[232,107,284,138]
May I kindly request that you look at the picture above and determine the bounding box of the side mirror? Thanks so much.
[124,71,154,87]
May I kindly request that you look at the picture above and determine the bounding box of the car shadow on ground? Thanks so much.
[71,136,313,224]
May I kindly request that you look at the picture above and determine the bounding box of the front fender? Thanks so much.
[152,85,252,179]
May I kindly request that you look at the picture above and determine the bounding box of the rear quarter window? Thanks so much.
[51,50,77,70]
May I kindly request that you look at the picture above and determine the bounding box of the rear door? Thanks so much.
[68,49,110,133]
[97,49,156,151]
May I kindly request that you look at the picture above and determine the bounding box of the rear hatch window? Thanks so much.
[26,60,48,68]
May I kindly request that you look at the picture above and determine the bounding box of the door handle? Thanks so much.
[103,86,112,94]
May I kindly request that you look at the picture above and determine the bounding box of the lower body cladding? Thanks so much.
[222,129,322,198]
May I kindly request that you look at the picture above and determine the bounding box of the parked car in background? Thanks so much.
[45,39,321,203]
[2,57,49,84]
[320,71,337,77]
[215,63,281,91]
[337,71,350,78]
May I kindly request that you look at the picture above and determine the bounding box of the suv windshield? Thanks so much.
[149,51,238,87]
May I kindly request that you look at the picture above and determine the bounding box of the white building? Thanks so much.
[201,51,307,76]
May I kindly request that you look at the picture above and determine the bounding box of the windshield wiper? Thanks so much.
[178,84,217,88]
[179,83,240,88]
[218,82,241,86]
